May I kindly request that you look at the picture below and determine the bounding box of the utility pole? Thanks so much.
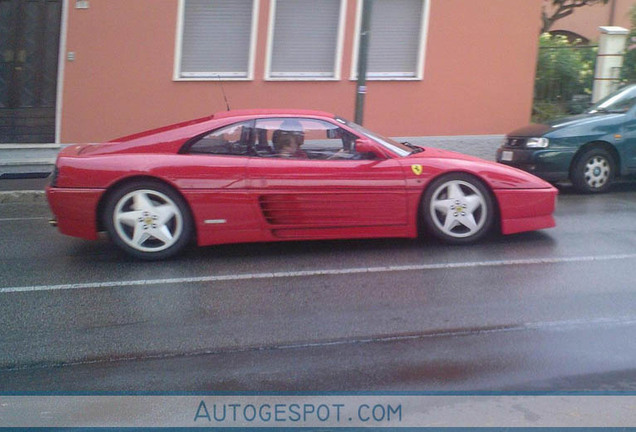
[608,0,617,25]
[354,0,373,125]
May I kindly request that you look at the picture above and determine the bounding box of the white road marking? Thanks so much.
[0,217,49,222]
[1,253,636,294]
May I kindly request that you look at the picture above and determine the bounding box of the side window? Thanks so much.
[187,122,252,156]
[253,117,362,160]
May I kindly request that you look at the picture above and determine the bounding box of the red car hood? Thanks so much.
[406,147,555,190]
[412,147,484,161]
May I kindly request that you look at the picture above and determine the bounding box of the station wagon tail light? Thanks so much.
[526,137,549,148]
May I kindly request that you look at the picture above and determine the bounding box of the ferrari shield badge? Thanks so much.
[411,164,423,176]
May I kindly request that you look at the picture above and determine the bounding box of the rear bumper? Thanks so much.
[494,187,558,235]
[46,186,105,240]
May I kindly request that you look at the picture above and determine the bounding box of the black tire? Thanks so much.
[102,181,193,260]
[571,147,614,194]
[422,173,495,244]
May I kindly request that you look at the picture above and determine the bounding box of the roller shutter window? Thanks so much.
[367,0,425,78]
[179,0,256,79]
[269,0,343,79]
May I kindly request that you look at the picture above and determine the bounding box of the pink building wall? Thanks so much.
[60,0,542,143]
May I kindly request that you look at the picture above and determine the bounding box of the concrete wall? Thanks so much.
[60,0,542,142]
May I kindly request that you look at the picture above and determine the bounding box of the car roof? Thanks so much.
[109,109,338,146]
[212,109,336,120]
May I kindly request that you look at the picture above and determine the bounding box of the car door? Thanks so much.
[247,117,408,238]
[176,120,260,241]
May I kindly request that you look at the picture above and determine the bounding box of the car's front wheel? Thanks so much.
[103,181,193,260]
[422,173,494,244]
[571,147,614,194]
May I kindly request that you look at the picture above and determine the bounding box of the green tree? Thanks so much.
[621,5,636,82]
[542,0,610,33]
[534,34,597,121]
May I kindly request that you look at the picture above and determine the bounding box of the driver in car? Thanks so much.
[273,120,308,158]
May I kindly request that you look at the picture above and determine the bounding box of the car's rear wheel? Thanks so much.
[103,181,193,260]
[571,147,614,194]
[422,173,494,244]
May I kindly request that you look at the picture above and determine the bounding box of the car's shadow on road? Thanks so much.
[62,224,558,266]
[555,179,636,195]
[180,230,557,263]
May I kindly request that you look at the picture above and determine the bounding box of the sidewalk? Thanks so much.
[403,135,502,159]
[0,135,503,203]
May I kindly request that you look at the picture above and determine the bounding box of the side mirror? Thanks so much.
[355,139,385,159]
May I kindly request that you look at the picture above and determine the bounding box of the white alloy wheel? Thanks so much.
[423,174,494,244]
[104,182,192,259]
[113,189,183,252]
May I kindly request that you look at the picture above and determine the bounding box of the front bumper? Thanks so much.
[496,147,574,182]
[494,187,558,235]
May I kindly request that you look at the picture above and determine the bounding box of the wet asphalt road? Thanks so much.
[1,183,636,392]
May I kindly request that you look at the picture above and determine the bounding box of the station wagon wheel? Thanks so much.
[422,173,494,244]
[103,181,193,260]
[571,147,614,194]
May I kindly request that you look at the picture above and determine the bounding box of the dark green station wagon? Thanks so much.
[497,84,636,193]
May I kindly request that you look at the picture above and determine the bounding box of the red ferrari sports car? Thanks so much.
[47,109,557,260]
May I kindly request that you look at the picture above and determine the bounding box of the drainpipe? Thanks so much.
[592,26,629,102]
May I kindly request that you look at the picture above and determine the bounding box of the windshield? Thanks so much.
[587,85,636,114]
[338,118,413,156]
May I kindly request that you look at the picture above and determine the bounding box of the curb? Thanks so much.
[0,190,47,204]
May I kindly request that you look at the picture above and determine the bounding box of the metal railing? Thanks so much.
[533,44,598,122]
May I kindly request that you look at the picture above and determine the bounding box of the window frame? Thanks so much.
[254,117,365,160]
[350,0,430,81]
[181,120,255,156]
[173,0,260,81]
[264,0,347,81]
